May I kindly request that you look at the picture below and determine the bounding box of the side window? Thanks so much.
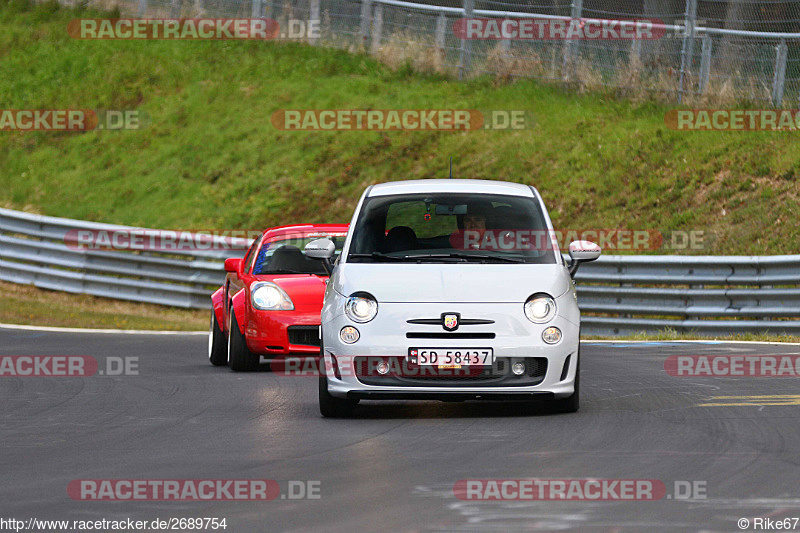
[243,236,263,274]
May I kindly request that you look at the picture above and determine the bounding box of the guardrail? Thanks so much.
[1,208,798,336]
[0,208,246,310]
[575,255,800,336]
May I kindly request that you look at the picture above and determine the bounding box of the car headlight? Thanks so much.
[524,293,556,323]
[251,282,294,311]
[344,292,378,323]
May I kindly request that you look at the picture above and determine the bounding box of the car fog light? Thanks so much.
[542,326,562,344]
[340,326,360,344]
[512,362,526,376]
[376,361,390,375]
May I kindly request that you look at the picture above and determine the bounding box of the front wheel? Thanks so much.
[228,312,260,372]
[208,310,228,366]
[318,376,357,418]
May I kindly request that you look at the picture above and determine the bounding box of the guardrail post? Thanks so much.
[698,34,712,94]
[137,0,147,16]
[458,0,474,80]
[359,0,372,48]
[772,39,788,107]
[251,0,263,19]
[435,12,447,57]
[309,0,320,45]
[629,36,642,79]
[630,37,641,65]
[562,0,582,82]
[371,3,383,54]
[169,0,180,17]
[500,35,510,55]
[677,0,697,103]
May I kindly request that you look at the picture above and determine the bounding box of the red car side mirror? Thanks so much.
[224,258,242,273]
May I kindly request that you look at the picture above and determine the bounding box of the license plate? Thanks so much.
[408,348,494,367]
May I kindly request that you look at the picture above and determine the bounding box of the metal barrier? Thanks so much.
[0,208,247,310]
[1,208,798,336]
[575,255,800,336]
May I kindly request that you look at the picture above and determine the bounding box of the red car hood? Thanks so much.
[254,274,328,309]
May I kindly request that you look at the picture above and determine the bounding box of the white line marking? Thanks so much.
[0,323,206,335]
[584,340,800,346]
[0,323,797,344]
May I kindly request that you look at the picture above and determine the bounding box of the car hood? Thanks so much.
[254,274,328,306]
[332,264,570,303]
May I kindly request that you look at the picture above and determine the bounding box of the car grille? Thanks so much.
[406,332,496,339]
[354,356,547,387]
[287,326,320,347]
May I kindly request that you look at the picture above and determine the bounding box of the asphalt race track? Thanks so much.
[2,326,800,532]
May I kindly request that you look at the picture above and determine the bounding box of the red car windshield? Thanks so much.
[252,235,346,275]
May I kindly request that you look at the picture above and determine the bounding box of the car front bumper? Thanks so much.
[245,307,321,357]
[321,302,579,400]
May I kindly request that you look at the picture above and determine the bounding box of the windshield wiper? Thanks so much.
[261,269,309,274]
[349,252,467,263]
[411,253,526,263]
[348,252,407,261]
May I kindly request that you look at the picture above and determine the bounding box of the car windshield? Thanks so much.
[252,234,346,275]
[347,192,557,264]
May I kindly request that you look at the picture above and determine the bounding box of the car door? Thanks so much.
[225,235,263,319]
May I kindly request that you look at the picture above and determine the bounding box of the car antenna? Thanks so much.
[449,157,453,178]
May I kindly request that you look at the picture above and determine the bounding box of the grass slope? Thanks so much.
[0,0,798,257]
[0,281,206,330]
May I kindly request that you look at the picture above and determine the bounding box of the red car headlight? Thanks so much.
[251,282,294,311]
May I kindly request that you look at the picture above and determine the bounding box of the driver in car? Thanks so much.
[450,203,492,250]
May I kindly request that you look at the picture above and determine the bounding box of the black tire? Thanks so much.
[318,375,357,418]
[228,312,260,372]
[549,351,580,414]
[208,310,228,366]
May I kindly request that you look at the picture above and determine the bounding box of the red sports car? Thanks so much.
[208,224,349,371]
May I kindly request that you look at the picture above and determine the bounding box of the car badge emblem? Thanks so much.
[442,313,459,331]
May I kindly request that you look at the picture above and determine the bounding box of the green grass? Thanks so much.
[1,0,799,258]
[0,280,207,330]
[586,329,800,343]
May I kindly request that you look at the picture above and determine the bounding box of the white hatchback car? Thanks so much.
[305,179,600,417]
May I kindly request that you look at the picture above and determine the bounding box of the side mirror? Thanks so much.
[224,258,242,273]
[304,238,336,260]
[304,238,335,275]
[568,240,601,277]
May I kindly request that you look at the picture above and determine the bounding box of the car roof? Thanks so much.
[262,224,349,241]
[366,179,535,198]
